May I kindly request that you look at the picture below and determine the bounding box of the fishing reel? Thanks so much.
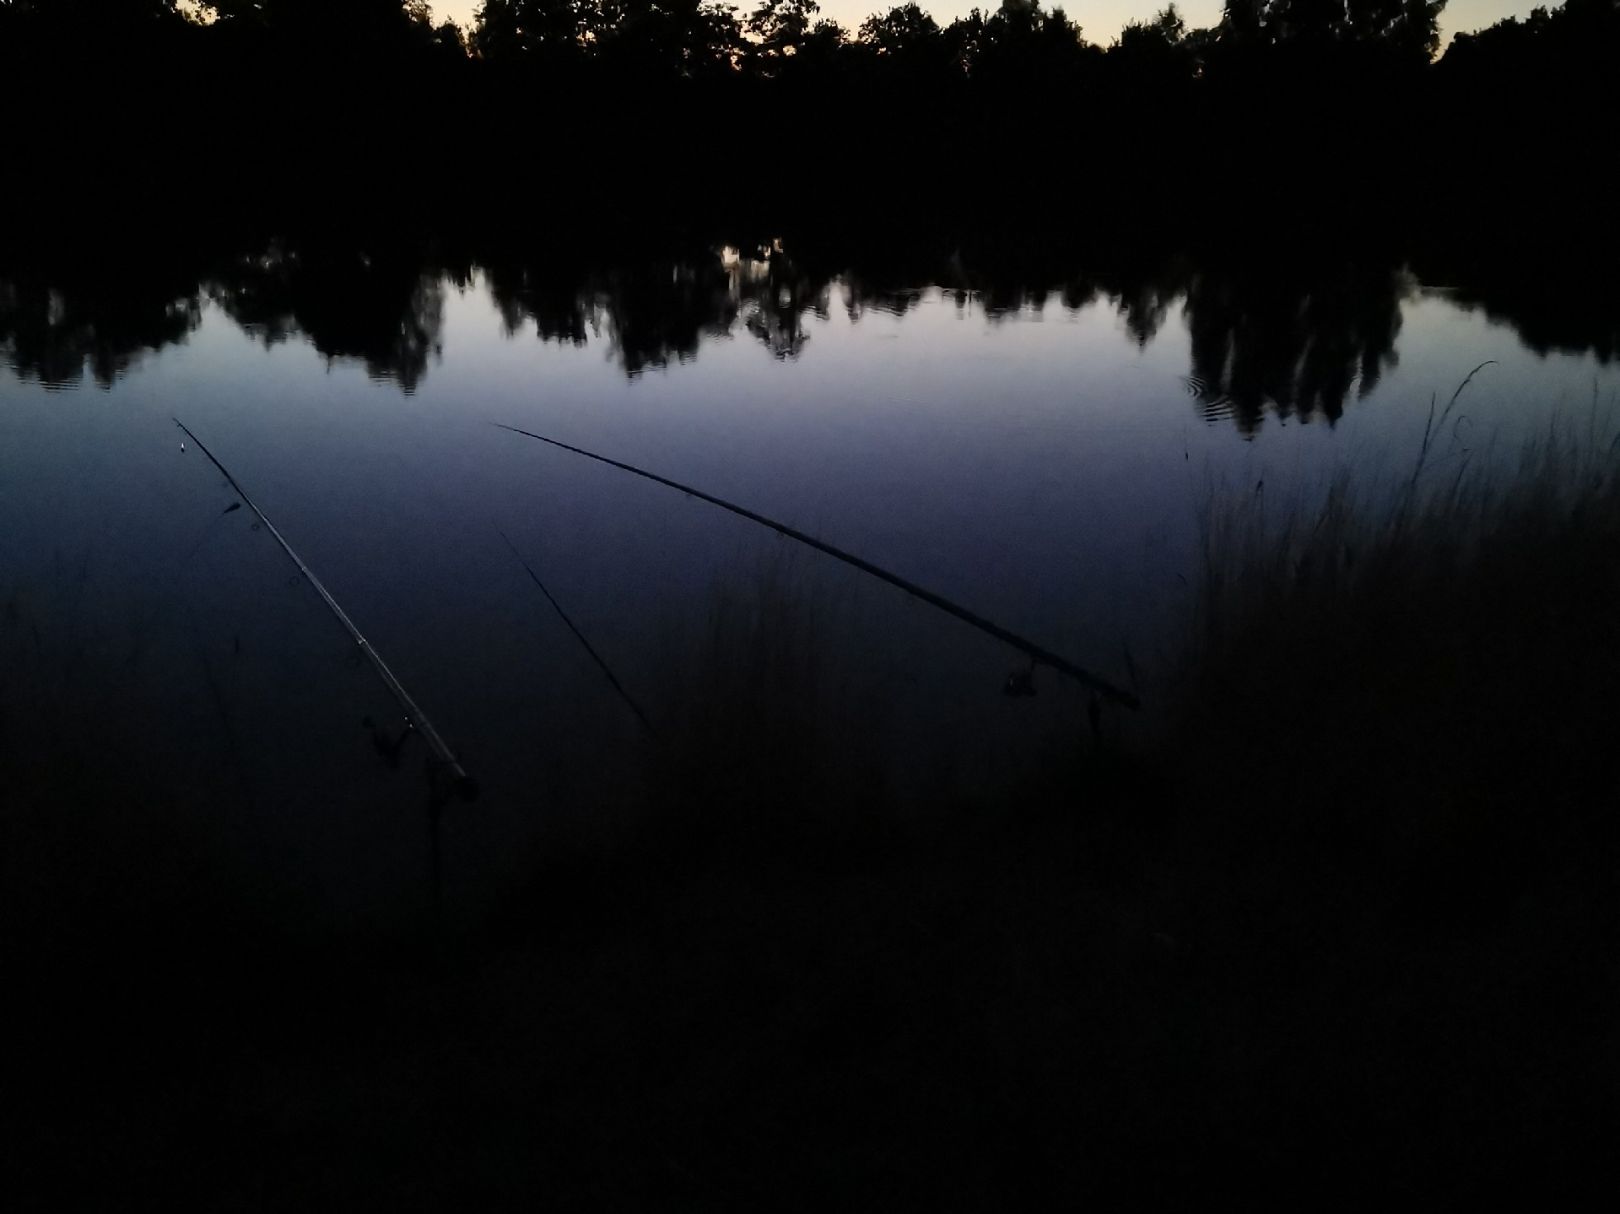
[363,715,480,804]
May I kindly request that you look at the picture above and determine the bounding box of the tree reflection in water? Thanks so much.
[3,234,1613,434]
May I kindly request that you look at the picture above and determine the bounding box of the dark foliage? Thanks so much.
[4,0,1613,267]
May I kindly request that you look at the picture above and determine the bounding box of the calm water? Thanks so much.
[4,241,1616,918]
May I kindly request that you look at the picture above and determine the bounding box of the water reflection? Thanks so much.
[1435,272,1620,366]
[4,235,1616,430]
[487,253,738,377]
[1180,261,1409,434]
[485,242,830,374]
[0,271,200,389]
[207,244,462,393]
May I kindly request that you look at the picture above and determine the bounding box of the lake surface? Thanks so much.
[4,238,1616,920]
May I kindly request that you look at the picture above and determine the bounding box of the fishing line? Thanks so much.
[495,525,655,735]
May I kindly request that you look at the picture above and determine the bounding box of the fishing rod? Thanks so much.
[174,418,477,799]
[495,526,655,735]
[494,423,1140,711]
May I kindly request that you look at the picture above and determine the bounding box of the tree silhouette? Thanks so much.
[1346,0,1444,59]
[853,4,955,89]
[745,0,820,65]
[1444,0,1617,73]
[1196,0,1445,61]
[1110,5,1197,87]
[3,0,185,21]
[471,0,590,62]
[858,3,942,58]
[597,0,743,79]
[1,0,1608,307]
[944,1,1095,87]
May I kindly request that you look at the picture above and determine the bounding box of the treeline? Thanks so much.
[0,1,464,59]
[5,0,1616,82]
[464,0,1448,80]
[0,0,1452,79]
[2,0,1615,244]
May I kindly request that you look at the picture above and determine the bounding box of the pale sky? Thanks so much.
[429,1,1550,47]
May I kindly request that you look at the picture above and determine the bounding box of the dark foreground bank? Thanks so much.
[5,423,1617,1203]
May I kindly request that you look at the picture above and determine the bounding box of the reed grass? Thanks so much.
[1186,391,1620,679]
[1164,396,1620,967]
[639,548,894,853]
